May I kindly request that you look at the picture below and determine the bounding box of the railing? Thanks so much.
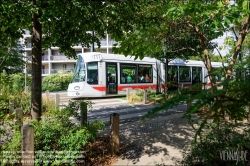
[26,69,73,75]
[25,40,117,49]
[50,69,74,74]
[94,39,117,46]
[50,55,75,61]
[26,56,49,61]
[42,55,49,61]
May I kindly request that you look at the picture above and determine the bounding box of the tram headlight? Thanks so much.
[74,86,80,90]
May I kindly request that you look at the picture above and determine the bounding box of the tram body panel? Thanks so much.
[68,83,105,97]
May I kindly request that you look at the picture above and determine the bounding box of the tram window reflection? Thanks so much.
[120,64,136,84]
[138,64,153,83]
[179,66,191,82]
[72,56,86,83]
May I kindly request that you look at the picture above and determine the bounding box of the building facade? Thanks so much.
[22,29,117,78]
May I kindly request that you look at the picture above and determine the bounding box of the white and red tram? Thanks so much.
[67,52,224,98]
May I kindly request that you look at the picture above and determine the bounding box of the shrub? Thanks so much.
[42,71,73,92]
[42,91,56,114]
[9,73,31,93]
[128,88,167,104]
[0,128,22,165]
[31,100,104,165]
[0,99,104,166]
[0,72,31,115]
[180,122,250,166]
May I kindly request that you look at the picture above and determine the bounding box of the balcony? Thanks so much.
[50,55,75,61]
[26,55,50,61]
[42,55,49,61]
[50,69,74,74]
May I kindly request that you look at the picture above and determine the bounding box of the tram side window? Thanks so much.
[138,64,153,83]
[167,65,178,82]
[179,66,191,82]
[212,67,223,82]
[120,64,136,84]
[87,62,98,84]
[192,67,202,84]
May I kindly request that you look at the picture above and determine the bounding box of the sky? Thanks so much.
[212,31,234,56]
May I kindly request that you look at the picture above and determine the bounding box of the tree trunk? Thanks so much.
[31,0,42,120]
[226,16,250,79]
[164,59,168,97]
[189,23,215,86]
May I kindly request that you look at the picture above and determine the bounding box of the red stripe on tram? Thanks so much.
[92,86,106,91]
[118,85,157,91]
[92,85,157,92]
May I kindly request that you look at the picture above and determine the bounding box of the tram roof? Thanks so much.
[78,52,227,67]
[78,52,156,62]
[169,59,227,67]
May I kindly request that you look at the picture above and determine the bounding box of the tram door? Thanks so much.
[106,63,118,95]
[192,67,202,84]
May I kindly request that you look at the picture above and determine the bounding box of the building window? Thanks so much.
[138,64,153,83]
[87,62,98,84]
[63,64,67,70]
[179,66,191,82]
[120,64,136,84]
[42,65,45,74]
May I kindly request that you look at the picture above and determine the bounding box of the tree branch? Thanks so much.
[167,47,196,53]
[226,16,250,78]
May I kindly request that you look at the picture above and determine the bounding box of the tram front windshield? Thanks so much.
[72,56,86,82]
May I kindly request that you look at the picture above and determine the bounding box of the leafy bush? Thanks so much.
[31,100,104,165]
[0,127,22,165]
[9,73,31,93]
[0,71,31,115]
[128,88,168,104]
[0,99,105,166]
[42,71,73,92]
[42,91,56,114]
[180,122,250,166]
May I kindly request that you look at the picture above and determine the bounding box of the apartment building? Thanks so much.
[21,30,117,78]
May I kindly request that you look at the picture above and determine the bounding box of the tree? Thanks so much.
[0,44,25,74]
[0,0,114,120]
[138,0,250,143]
[189,54,226,62]
[107,1,201,95]
[0,3,25,74]
[104,0,250,140]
